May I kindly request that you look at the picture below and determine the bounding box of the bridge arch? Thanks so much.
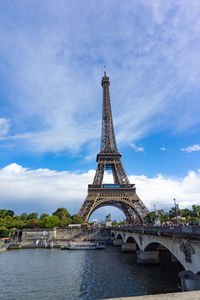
[112,229,200,275]
[124,235,140,248]
[86,200,143,224]
[116,233,123,240]
[144,242,167,251]
[143,240,185,270]
[126,236,136,243]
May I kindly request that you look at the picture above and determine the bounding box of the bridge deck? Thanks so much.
[112,225,200,240]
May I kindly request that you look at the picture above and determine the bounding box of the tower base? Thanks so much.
[79,184,148,223]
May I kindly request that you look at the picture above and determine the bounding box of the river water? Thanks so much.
[0,247,183,300]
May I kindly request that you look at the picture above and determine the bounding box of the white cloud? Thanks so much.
[130,170,200,211]
[0,1,200,153]
[0,163,95,214]
[131,143,144,152]
[0,163,200,215]
[181,144,200,153]
[85,154,96,161]
[160,146,166,151]
[0,118,10,137]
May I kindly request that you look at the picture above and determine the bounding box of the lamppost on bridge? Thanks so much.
[154,204,161,226]
[173,198,178,225]
[154,204,157,215]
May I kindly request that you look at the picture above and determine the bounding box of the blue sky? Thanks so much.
[0,0,200,220]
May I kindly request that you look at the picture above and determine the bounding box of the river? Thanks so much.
[0,247,183,300]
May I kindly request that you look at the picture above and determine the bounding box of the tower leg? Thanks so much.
[79,194,98,222]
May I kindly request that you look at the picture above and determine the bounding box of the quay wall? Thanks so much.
[21,227,111,243]
[22,228,85,242]
[102,290,200,300]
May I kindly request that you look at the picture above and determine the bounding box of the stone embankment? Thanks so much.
[18,227,111,248]
[102,290,200,300]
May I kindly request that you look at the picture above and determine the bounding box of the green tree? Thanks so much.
[192,205,200,217]
[145,211,156,224]
[21,213,29,220]
[0,227,9,237]
[169,205,180,219]
[72,214,84,224]
[6,210,14,217]
[59,216,72,227]
[27,219,39,228]
[40,213,49,220]
[157,209,169,223]
[28,213,38,219]
[0,209,8,218]
[0,218,6,227]
[41,216,59,228]
[180,208,191,219]
[9,228,17,238]
[4,216,25,229]
[112,221,118,226]
[5,216,15,229]
[53,208,71,219]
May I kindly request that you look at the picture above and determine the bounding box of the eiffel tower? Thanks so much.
[79,71,148,223]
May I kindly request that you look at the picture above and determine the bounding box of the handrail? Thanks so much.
[111,225,200,236]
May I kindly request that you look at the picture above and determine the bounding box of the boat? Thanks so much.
[8,242,22,249]
[0,244,7,252]
[60,245,68,250]
[61,242,105,250]
[43,241,54,249]
[97,243,105,249]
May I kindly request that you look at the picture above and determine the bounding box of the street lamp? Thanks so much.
[173,198,178,225]
[154,204,157,216]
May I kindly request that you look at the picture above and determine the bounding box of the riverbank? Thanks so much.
[102,290,200,299]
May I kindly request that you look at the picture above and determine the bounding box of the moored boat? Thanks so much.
[45,241,54,249]
[8,242,22,249]
[0,244,7,252]
[61,242,105,250]
[97,243,105,249]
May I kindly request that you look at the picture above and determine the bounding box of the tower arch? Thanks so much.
[85,199,143,223]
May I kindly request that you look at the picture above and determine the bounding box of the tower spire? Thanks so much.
[104,65,106,76]
[100,71,118,153]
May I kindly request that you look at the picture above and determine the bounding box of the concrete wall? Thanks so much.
[22,228,84,242]
[102,290,200,300]
[21,227,111,243]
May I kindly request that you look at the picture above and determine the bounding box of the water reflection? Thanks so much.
[0,247,183,300]
[79,246,183,299]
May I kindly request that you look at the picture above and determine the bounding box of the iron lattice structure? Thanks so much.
[79,72,148,223]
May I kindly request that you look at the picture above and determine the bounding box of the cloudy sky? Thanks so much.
[0,0,200,220]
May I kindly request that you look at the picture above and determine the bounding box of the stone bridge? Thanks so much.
[111,225,200,291]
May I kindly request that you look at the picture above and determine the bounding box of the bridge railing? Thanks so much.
[112,225,200,237]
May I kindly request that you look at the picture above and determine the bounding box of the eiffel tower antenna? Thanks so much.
[79,72,148,223]
[100,67,118,154]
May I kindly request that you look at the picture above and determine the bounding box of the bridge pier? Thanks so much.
[179,271,200,292]
[136,250,160,264]
[121,242,137,252]
[113,239,123,246]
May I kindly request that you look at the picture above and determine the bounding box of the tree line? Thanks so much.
[0,205,199,238]
[145,205,200,225]
[0,208,84,237]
